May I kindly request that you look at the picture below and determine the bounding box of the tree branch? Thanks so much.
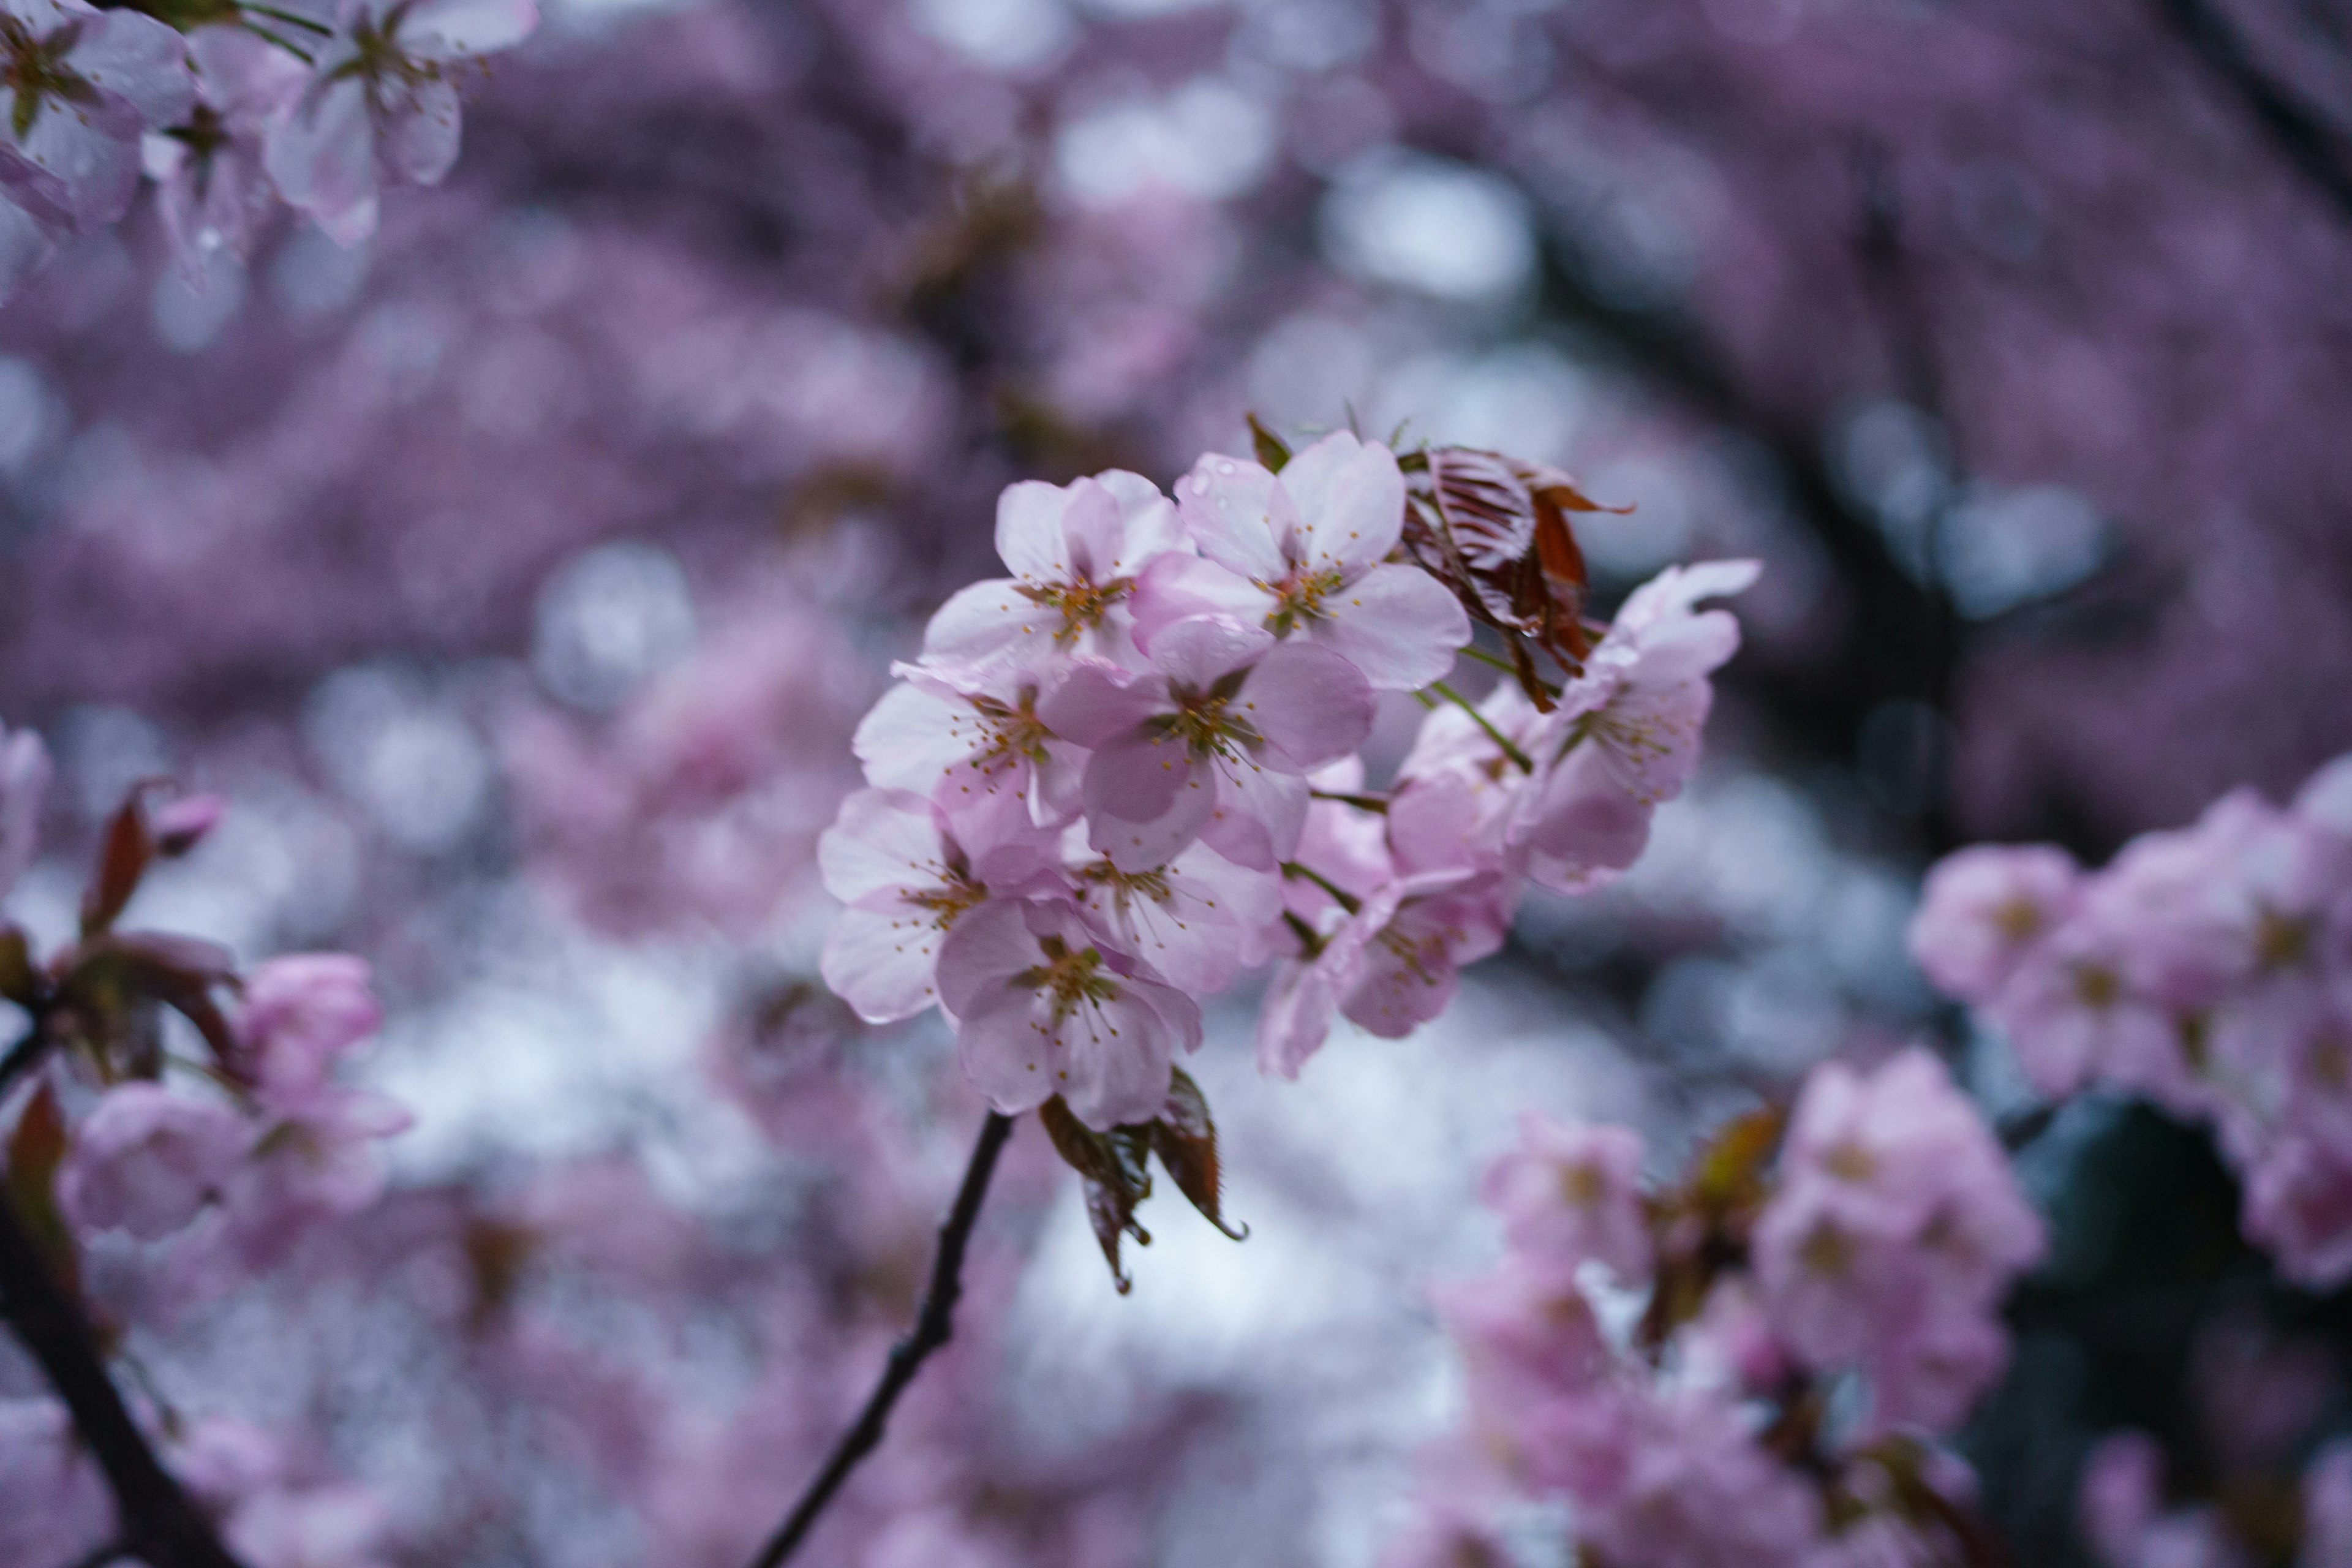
[2150,0,2352,227]
[742,1110,1017,1568]
[0,1031,247,1568]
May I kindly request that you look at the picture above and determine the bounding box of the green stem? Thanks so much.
[1428,682,1536,774]
[238,2,331,32]
[1457,644,1564,697]
[1281,910,1327,958]
[238,20,314,61]
[1280,861,1362,915]
[1308,789,1390,814]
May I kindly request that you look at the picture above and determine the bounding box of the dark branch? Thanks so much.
[742,1110,1017,1568]
[2151,0,2352,225]
[0,1024,48,1104]
[0,1031,246,1568]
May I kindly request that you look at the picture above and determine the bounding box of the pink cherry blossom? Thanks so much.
[58,1082,252,1242]
[1039,613,1373,872]
[219,1088,412,1268]
[1338,871,1513,1040]
[226,1482,394,1568]
[1564,1385,1825,1568]
[1156,431,1470,690]
[1907,843,2083,1004]
[2302,1440,2352,1568]
[2079,1430,2165,1568]
[266,0,538,246]
[2239,1133,2352,1289]
[144,26,305,277]
[921,470,1185,673]
[817,786,1055,1023]
[856,660,1087,830]
[1376,1509,1512,1568]
[1752,1049,2043,1433]
[0,719,48,901]
[1062,829,1284,995]
[238,954,385,1114]
[934,897,1200,1129]
[0,0,192,231]
[1480,1114,1653,1285]
[1509,560,1758,892]
[1985,924,2189,1102]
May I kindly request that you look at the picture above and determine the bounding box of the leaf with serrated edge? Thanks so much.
[1040,1098,1153,1294]
[1150,1068,1245,1241]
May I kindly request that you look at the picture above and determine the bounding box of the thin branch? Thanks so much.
[1428,681,1536,772]
[0,1176,245,1568]
[742,1110,1017,1568]
[2150,0,2352,226]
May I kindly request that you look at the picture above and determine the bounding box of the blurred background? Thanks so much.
[5,0,2352,1562]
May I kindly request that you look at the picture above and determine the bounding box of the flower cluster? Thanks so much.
[0,0,535,301]
[1911,752,2352,1285]
[2079,1428,2352,1568]
[816,431,1756,1136]
[0,719,407,1289]
[1390,1049,2044,1567]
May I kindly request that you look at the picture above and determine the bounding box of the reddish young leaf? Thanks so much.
[1150,1068,1246,1242]
[80,788,157,938]
[1039,1097,1153,1294]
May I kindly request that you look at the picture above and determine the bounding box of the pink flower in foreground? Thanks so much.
[0,0,192,230]
[855,660,1086,829]
[0,1398,110,1568]
[1908,843,2082,1004]
[58,1083,250,1242]
[817,786,1055,1023]
[1510,560,1758,892]
[1040,613,1373,871]
[935,897,1201,1129]
[1063,829,1284,994]
[1482,1114,1653,1285]
[0,720,48,901]
[920,470,1185,673]
[1338,871,1513,1040]
[265,0,538,246]
[1152,431,1469,689]
[238,954,384,1113]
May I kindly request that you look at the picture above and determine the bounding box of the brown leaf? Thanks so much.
[0,925,34,1007]
[5,1080,82,1302]
[58,932,247,1084]
[1149,1068,1246,1241]
[1039,1097,1153,1294]
[80,788,156,938]
[1689,1106,1787,1219]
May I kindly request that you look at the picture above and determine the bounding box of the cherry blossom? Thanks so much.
[1039,613,1373,871]
[265,0,538,246]
[818,786,1055,1023]
[1154,431,1470,690]
[856,660,1087,830]
[57,1081,252,1242]
[1908,843,2084,1005]
[934,897,1200,1129]
[219,1087,413,1268]
[1481,1114,1653,1285]
[921,470,1185,674]
[1061,828,1283,995]
[144,25,305,277]
[239,952,385,1114]
[0,0,190,230]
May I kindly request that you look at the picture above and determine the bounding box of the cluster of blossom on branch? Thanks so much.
[1911,750,2352,1285]
[0,719,407,1566]
[1387,1049,2045,1568]
[2078,1424,2352,1568]
[0,0,535,299]
[815,426,1753,1276]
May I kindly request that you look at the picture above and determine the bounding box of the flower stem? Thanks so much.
[743,1110,1017,1568]
[1428,681,1536,774]
[1281,910,1327,957]
[237,20,315,61]
[238,2,332,32]
[1457,644,1562,697]
[1280,861,1362,915]
[1308,789,1390,813]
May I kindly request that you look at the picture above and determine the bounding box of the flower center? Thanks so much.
[1018,575,1131,644]
[1156,674,1264,763]
[943,687,1054,789]
[1017,935,1121,1029]
[2,18,94,140]
[1821,1141,1876,1183]
[2071,962,2120,1010]
[1991,896,2044,943]
[1559,1160,1608,1207]
[1261,565,1346,636]
[1077,859,1175,920]
[2256,908,2313,973]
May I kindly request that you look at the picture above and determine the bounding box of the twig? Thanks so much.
[2150,0,2352,226]
[1428,681,1536,773]
[742,1110,1017,1568]
[0,1022,244,1568]
[0,1178,245,1568]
